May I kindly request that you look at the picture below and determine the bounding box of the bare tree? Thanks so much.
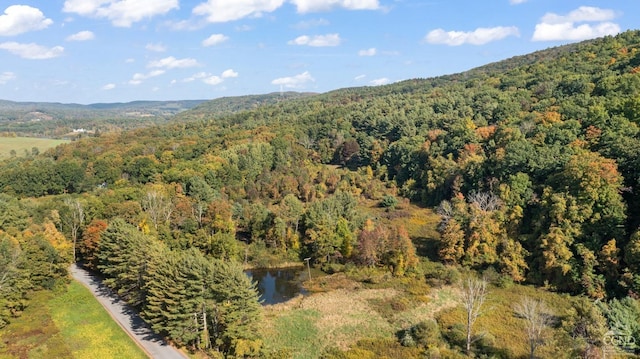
[64,198,84,262]
[142,190,173,230]
[460,276,488,355]
[514,297,554,359]
[468,191,502,212]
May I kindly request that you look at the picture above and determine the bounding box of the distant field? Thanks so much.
[0,282,147,359]
[0,137,69,158]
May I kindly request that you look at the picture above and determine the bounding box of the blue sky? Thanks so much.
[0,0,637,104]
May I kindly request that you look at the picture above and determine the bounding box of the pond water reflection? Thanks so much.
[245,267,307,305]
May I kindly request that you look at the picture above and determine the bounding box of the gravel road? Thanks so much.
[70,264,188,359]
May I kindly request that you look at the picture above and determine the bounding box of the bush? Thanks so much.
[442,323,466,349]
[411,319,441,348]
[379,195,398,209]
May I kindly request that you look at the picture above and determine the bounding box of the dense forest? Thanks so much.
[2,30,640,357]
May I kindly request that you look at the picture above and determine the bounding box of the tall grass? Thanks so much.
[48,281,148,359]
[0,282,146,359]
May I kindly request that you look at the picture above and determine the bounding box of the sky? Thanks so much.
[0,0,637,104]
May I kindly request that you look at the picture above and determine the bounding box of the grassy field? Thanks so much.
[0,137,69,158]
[260,270,591,359]
[260,273,457,359]
[0,282,147,359]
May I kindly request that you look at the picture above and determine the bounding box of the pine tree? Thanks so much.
[207,260,262,356]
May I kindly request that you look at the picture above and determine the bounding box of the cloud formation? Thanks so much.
[66,30,95,41]
[129,70,165,85]
[292,18,329,30]
[148,56,199,69]
[290,0,379,13]
[0,5,53,36]
[509,0,527,4]
[425,26,519,46]
[370,77,390,86]
[0,42,63,59]
[358,48,376,56]
[102,83,116,90]
[271,71,314,88]
[202,34,229,47]
[63,0,178,27]
[193,0,284,23]
[183,69,238,86]
[222,69,239,78]
[0,71,16,84]
[532,6,620,41]
[193,0,378,22]
[146,43,167,52]
[288,33,341,46]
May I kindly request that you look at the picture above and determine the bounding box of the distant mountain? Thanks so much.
[172,91,317,121]
[0,99,207,121]
[0,92,315,136]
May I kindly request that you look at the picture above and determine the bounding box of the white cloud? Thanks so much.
[203,75,223,85]
[370,77,390,86]
[0,42,63,59]
[193,0,284,23]
[271,71,314,88]
[292,18,329,29]
[183,72,208,82]
[63,0,178,27]
[102,83,116,90]
[129,69,165,85]
[509,0,527,4]
[146,43,166,52]
[532,6,620,41]
[425,26,519,46]
[148,56,199,69]
[354,74,366,81]
[288,33,341,47]
[358,47,376,56]
[183,69,237,86]
[539,6,617,24]
[202,34,229,47]
[0,71,16,84]
[221,69,238,78]
[0,5,53,36]
[66,30,95,41]
[290,0,379,13]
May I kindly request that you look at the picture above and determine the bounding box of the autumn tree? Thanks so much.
[79,219,108,270]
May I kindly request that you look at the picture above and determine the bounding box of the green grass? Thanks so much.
[0,137,68,158]
[264,309,322,358]
[0,290,72,359]
[0,282,147,359]
[48,281,148,359]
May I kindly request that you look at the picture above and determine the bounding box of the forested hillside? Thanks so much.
[2,30,640,357]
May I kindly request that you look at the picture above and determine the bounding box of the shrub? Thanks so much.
[379,195,398,209]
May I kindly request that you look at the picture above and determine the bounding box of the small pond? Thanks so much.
[245,267,308,305]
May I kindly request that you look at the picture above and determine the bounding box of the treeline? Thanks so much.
[1,31,640,303]
[0,194,71,328]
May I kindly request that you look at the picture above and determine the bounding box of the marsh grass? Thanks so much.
[436,284,575,358]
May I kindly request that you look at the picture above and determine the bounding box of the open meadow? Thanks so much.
[0,137,68,159]
[0,281,147,359]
